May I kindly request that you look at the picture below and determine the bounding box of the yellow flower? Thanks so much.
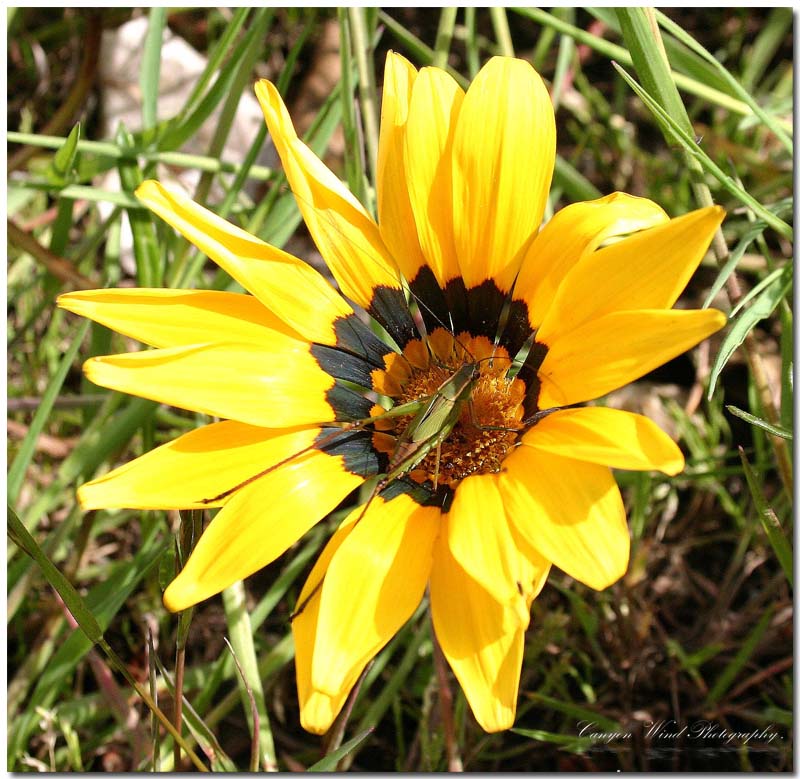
[58,53,726,734]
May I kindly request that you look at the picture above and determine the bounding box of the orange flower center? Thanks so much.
[369,329,526,489]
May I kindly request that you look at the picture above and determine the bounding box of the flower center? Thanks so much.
[370,329,526,490]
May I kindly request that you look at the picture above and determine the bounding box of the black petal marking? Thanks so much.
[311,344,376,390]
[315,425,384,479]
[368,285,418,349]
[408,265,454,336]
[332,313,394,369]
[500,298,534,359]
[444,278,508,343]
[325,381,374,422]
[519,341,548,421]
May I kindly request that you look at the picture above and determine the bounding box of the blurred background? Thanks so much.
[7,7,793,771]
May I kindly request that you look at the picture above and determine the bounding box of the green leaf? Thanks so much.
[7,505,103,644]
[222,582,276,771]
[654,9,792,153]
[706,603,775,705]
[709,262,792,396]
[612,62,792,241]
[739,448,793,585]
[307,728,374,771]
[617,9,694,137]
[726,406,792,440]
[702,205,792,309]
[150,648,238,772]
[8,320,89,505]
[526,692,622,733]
[512,728,596,753]
[140,7,167,131]
[48,123,81,185]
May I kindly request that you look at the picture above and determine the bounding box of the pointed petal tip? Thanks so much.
[134,178,165,202]
[163,575,209,614]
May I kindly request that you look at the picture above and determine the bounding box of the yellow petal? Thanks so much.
[513,193,669,331]
[293,513,361,734]
[135,180,352,347]
[255,80,404,314]
[498,447,629,591]
[163,441,363,611]
[79,422,321,510]
[447,474,543,626]
[523,407,684,475]
[83,338,336,428]
[451,57,555,291]
[403,65,464,285]
[538,308,727,408]
[536,206,725,344]
[430,524,527,732]
[376,51,429,284]
[57,288,293,348]
[311,493,440,696]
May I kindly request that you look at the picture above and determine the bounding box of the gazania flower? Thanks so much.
[59,53,726,733]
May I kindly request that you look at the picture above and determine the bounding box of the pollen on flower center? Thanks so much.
[370,329,527,490]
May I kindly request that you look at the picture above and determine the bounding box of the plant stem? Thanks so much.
[432,624,462,771]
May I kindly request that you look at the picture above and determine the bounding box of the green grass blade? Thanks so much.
[738,448,793,584]
[8,319,89,505]
[307,728,374,772]
[654,9,792,152]
[150,648,238,772]
[708,262,792,396]
[612,62,792,241]
[512,728,595,753]
[7,505,103,644]
[140,7,166,131]
[779,304,793,432]
[432,7,458,69]
[740,7,793,94]
[222,582,277,771]
[726,406,792,441]
[706,604,775,705]
[48,122,81,185]
[513,7,766,122]
[616,8,694,135]
[160,16,265,153]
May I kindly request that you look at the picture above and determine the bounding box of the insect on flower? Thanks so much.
[59,52,727,734]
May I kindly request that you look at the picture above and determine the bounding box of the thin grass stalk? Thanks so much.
[489,7,514,56]
[7,507,209,771]
[617,8,793,497]
[431,619,462,771]
[432,8,458,69]
[222,581,278,771]
[193,8,274,206]
[462,8,480,78]
[348,8,380,186]
[324,665,371,766]
[8,12,102,172]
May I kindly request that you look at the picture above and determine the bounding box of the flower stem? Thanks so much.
[324,664,370,764]
[173,643,186,769]
[431,623,462,771]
